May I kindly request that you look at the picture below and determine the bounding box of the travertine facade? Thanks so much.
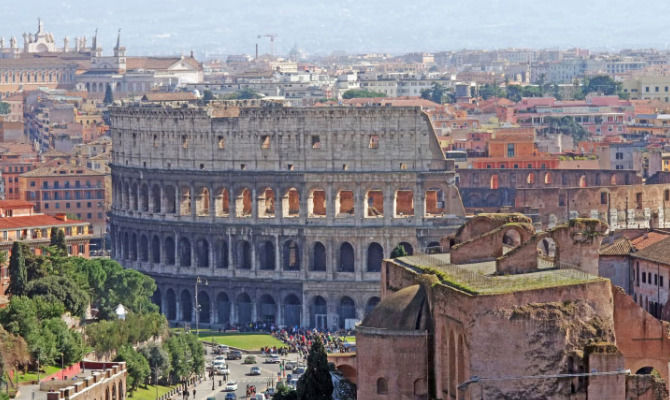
[109,101,464,329]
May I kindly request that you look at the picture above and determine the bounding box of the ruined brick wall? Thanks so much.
[458,168,640,190]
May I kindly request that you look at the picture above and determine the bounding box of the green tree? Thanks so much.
[103,84,114,105]
[341,89,386,99]
[50,228,67,254]
[115,345,150,392]
[222,88,262,100]
[584,75,619,96]
[25,275,90,317]
[420,82,449,104]
[202,90,215,102]
[273,383,298,400]
[140,344,171,384]
[296,337,333,400]
[8,242,27,296]
[390,244,408,259]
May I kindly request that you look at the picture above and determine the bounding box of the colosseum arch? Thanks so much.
[398,242,414,256]
[259,294,277,324]
[140,184,149,212]
[196,187,210,216]
[122,182,130,209]
[490,175,499,190]
[131,182,138,210]
[308,188,327,218]
[425,188,446,217]
[282,188,300,218]
[215,239,229,268]
[258,240,276,270]
[283,240,300,271]
[311,296,328,329]
[122,232,129,260]
[180,289,192,322]
[164,237,175,265]
[283,294,302,328]
[258,187,275,218]
[236,188,252,217]
[366,242,383,272]
[311,242,327,271]
[336,190,355,216]
[152,288,162,314]
[216,292,231,326]
[151,235,161,263]
[579,175,587,188]
[338,242,355,272]
[365,296,380,317]
[394,190,414,217]
[237,240,252,269]
[165,185,176,214]
[180,186,191,216]
[165,288,176,320]
[236,293,252,324]
[198,291,210,323]
[195,238,210,268]
[151,185,161,213]
[544,171,552,185]
[215,188,230,217]
[339,296,356,328]
[139,235,149,262]
[365,189,384,218]
[526,172,535,185]
[130,233,138,261]
[179,237,191,267]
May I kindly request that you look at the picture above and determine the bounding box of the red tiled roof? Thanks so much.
[0,200,34,209]
[632,236,670,265]
[631,231,670,250]
[0,215,86,230]
[600,238,633,256]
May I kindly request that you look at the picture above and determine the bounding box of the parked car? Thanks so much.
[227,350,243,360]
[215,355,226,362]
[249,366,262,376]
[215,345,230,354]
[265,354,281,364]
[294,366,306,375]
[215,365,230,375]
[224,393,237,400]
[224,381,238,392]
[243,355,257,364]
[284,361,297,371]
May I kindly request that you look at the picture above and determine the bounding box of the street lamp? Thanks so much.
[195,276,208,335]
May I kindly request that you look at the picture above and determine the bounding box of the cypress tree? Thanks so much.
[8,241,27,296]
[296,337,333,400]
[50,228,67,253]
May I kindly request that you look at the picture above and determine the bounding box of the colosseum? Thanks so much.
[109,101,465,330]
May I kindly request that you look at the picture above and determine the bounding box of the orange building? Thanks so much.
[471,127,559,169]
[0,142,40,200]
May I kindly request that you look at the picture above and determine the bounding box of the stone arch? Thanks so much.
[151,185,161,213]
[139,234,149,262]
[366,242,383,272]
[140,184,149,212]
[526,172,535,185]
[130,233,137,261]
[283,294,302,328]
[236,293,252,325]
[394,190,414,217]
[196,187,210,216]
[312,241,327,271]
[122,232,129,259]
[152,288,161,314]
[282,187,300,218]
[237,240,252,269]
[180,186,191,215]
[166,288,177,320]
[311,296,328,330]
[258,187,276,218]
[180,289,192,322]
[425,187,446,216]
[164,237,175,265]
[377,377,388,394]
[179,237,191,267]
[259,294,277,324]
[365,296,380,317]
[215,239,229,268]
[308,188,327,217]
[131,182,138,210]
[414,378,427,398]
[579,175,587,188]
[198,291,210,324]
[216,292,230,326]
[338,242,355,272]
[365,189,384,218]
[283,240,300,271]
[537,236,557,269]
[339,296,356,328]
[195,238,209,268]
[151,235,160,263]
[544,171,552,185]
[502,228,522,249]
[610,174,617,185]
[258,240,276,270]
[336,190,355,216]
[398,241,414,256]
[215,188,230,217]
[236,188,252,217]
[490,174,499,189]
[165,185,176,213]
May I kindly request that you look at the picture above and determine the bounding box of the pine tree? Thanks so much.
[296,337,333,400]
[50,228,67,253]
[104,84,114,105]
[8,241,27,296]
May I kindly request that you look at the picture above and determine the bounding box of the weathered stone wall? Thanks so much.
[458,168,641,190]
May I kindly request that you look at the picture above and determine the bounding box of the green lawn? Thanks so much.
[343,336,356,343]
[128,384,175,400]
[13,366,61,384]
[193,329,284,351]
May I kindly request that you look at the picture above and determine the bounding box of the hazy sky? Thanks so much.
[3,0,670,57]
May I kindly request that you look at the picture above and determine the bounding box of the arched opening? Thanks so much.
[502,229,521,253]
[377,378,388,395]
[283,294,302,328]
[215,188,230,217]
[195,238,209,268]
[180,290,192,322]
[336,190,354,216]
[398,242,414,256]
[365,189,384,218]
[123,232,129,259]
[140,184,149,212]
[258,187,275,218]
[527,173,535,185]
[151,236,160,263]
[537,237,557,269]
[338,242,355,272]
[215,239,229,269]
[166,289,176,320]
[579,175,587,188]
[112,383,116,400]
[425,188,445,217]
[338,296,356,329]
[130,233,137,261]
[216,292,230,326]
[179,237,191,267]
[394,190,414,217]
[131,183,138,210]
[198,291,210,323]
[236,293,252,325]
[636,366,660,375]
[151,185,161,213]
[237,240,252,269]
[180,186,191,216]
[490,175,499,189]
[165,185,176,214]
[312,242,326,271]
[139,235,149,262]
[544,172,552,185]
[123,182,130,209]
[152,288,162,314]
[610,175,617,185]
[118,381,123,400]
[197,187,210,216]
[308,188,326,217]
[259,294,277,324]
[236,188,252,217]
[164,237,175,265]
[312,296,328,330]
[365,297,380,317]
[414,378,427,399]
[258,240,276,270]
[282,188,300,218]
[366,242,383,272]
[283,240,300,271]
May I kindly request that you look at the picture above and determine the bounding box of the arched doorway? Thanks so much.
[198,291,210,324]
[152,288,162,314]
[216,239,229,268]
[179,238,191,267]
[164,237,175,265]
[258,240,275,270]
[259,294,277,324]
[238,240,252,269]
[166,289,176,320]
[339,297,356,329]
[398,242,414,256]
[312,296,328,330]
[365,297,380,317]
[283,294,302,328]
[283,240,300,271]
[180,290,192,322]
[216,293,230,326]
[195,238,210,268]
[312,242,326,271]
[537,237,557,269]
[366,242,383,272]
[339,242,355,272]
[236,293,252,325]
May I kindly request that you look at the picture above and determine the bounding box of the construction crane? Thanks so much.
[257,34,278,57]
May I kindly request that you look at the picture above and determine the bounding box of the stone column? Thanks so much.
[251,301,257,322]
[175,233,181,268]
[354,186,363,226]
[228,232,234,271]
[175,186,181,216]
[384,183,393,225]
[208,184,215,220]
[190,235,196,269]
[190,184,196,219]
[326,183,335,224]
[275,234,281,272]
[176,299,181,322]
[209,238,216,272]
[159,184,166,214]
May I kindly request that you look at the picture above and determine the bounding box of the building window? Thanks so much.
[218,136,225,149]
[377,378,388,395]
[312,136,321,149]
[182,135,188,149]
[507,143,515,157]
[261,135,271,149]
[661,276,664,287]
[655,274,658,285]
[369,135,379,149]
[600,192,607,205]
[558,194,566,206]
[642,271,646,283]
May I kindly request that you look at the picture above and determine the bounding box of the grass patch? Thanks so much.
[191,329,284,351]
[129,384,176,400]
[13,366,61,384]
[343,336,356,343]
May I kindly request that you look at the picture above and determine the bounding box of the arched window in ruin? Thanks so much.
[195,238,209,268]
[258,188,276,218]
[338,242,355,272]
[502,229,521,253]
[237,240,252,269]
[166,289,176,320]
[377,378,388,395]
[236,293,252,325]
[140,184,149,212]
[164,237,175,265]
[544,172,552,185]
[259,240,276,270]
[398,242,414,256]
[338,296,356,328]
[526,172,535,185]
[216,292,230,325]
[215,239,229,269]
[336,190,354,216]
[308,188,326,217]
[180,289,192,322]
[259,294,277,324]
[282,188,300,218]
[283,240,300,271]
[311,296,328,329]
[123,182,130,209]
[197,187,210,216]
[236,188,252,217]
[131,182,138,210]
[312,242,326,271]
[579,175,587,188]
[425,188,445,217]
[215,188,230,217]
[365,190,384,218]
[198,291,210,323]
[179,237,191,267]
[283,294,302,328]
[394,190,414,217]
[151,185,161,213]
[165,185,176,214]
[130,233,137,261]
[180,186,191,216]
[490,174,499,189]
[537,237,557,269]
[139,235,149,262]
[151,235,160,263]
[366,242,383,272]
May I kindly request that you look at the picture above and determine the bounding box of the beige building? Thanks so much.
[622,72,670,102]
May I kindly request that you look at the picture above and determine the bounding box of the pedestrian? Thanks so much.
[192,389,196,399]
